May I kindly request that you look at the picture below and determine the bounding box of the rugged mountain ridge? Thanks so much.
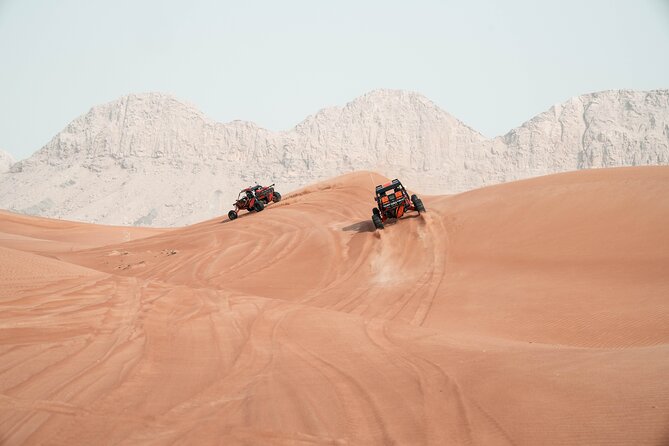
[493,90,669,176]
[0,89,667,226]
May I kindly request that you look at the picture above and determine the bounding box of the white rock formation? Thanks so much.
[0,150,14,173]
[487,90,669,182]
[0,89,667,226]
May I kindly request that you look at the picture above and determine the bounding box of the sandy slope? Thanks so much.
[1,167,668,445]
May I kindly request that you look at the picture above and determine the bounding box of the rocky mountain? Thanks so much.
[0,89,667,226]
[0,150,14,173]
[487,90,669,181]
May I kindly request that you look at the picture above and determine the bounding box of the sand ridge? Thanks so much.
[1,167,668,444]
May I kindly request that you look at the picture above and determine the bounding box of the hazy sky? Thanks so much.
[1,0,669,160]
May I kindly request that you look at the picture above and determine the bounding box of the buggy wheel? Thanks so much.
[411,194,426,213]
[415,199,425,213]
[372,214,384,230]
[372,207,380,216]
[254,200,265,212]
[273,191,282,203]
[228,210,238,221]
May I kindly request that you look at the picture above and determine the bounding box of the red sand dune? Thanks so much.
[1,167,668,445]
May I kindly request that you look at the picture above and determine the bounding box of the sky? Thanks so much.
[1,0,669,160]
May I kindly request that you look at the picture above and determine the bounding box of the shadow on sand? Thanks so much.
[219,210,257,224]
[342,214,422,233]
[342,220,376,233]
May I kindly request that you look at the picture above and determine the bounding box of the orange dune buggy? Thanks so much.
[371,179,425,229]
[228,186,265,220]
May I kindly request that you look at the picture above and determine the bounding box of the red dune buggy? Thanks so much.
[228,186,265,220]
[371,179,425,229]
[254,183,282,205]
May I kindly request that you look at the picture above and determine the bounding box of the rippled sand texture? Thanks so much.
[1,167,668,445]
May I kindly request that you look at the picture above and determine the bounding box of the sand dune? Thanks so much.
[1,167,668,445]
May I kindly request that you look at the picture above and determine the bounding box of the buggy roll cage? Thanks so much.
[375,179,405,196]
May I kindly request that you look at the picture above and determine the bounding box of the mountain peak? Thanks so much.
[89,92,207,119]
[348,89,434,107]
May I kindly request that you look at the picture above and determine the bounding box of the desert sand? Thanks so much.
[1,166,668,445]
